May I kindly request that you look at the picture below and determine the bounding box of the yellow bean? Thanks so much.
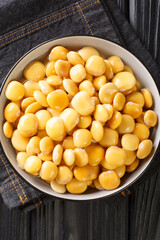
[79,80,95,96]
[108,56,124,73]
[123,102,142,119]
[50,180,66,193]
[117,114,135,134]
[4,102,20,122]
[47,90,69,111]
[39,80,55,95]
[40,161,58,181]
[70,64,86,83]
[67,51,84,65]
[126,91,144,107]
[24,81,40,97]
[74,148,88,167]
[26,136,41,155]
[35,110,51,130]
[21,97,36,111]
[93,75,107,91]
[24,156,42,174]
[99,170,120,190]
[25,102,43,114]
[52,144,63,165]
[24,61,45,81]
[5,81,25,101]
[63,79,79,96]
[45,61,56,77]
[137,139,153,159]
[33,90,48,107]
[126,158,139,172]
[40,136,54,154]
[90,120,104,142]
[107,111,122,129]
[103,104,114,120]
[113,92,125,111]
[73,129,92,148]
[56,166,73,184]
[115,165,126,178]
[55,60,71,77]
[85,55,106,76]
[60,108,79,132]
[123,149,136,165]
[99,127,118,147]
[121,134,139,151]
[99,83,118,104]
[72,91,95,116]
[63,149,75,166]
[17,152,28,169]
[94,104,109,122]
[141,88,153,108]
[49,46,69,61]
[123,65,133,74]
[85,144,104,166]
[3,121,13,138]
[62,136,75,150]
[74,164,93,182]
[104,60,114,80]
[11,129,29,152]
[18,113,38,137]
[46,117,66,141]
[78,46,100,61]
[47,75,62,86]
[105,146,127,167]
[133,123,150,141]
[77,115,92,129]
[66,178,87,194]
[112,72,136,92]
[144,110,158,127]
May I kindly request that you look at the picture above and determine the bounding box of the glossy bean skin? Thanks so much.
[85,144,104,166]
[137,139,153,159]
[5,81,25,101]
[99,170,120,190]
[66,178,87,194]
[56,166,73,184]
[40,161,58,181]
[3,121,13,138]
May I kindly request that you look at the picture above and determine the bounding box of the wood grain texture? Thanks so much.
[0,0,160,239]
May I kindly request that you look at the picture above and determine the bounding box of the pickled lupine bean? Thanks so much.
[56,166,73,184]
[90,120,104,142]
[5,81,25,101]
[137,139,153,159]
[40,161,58,181]
[3,121,13,138]
[99,170,120,190]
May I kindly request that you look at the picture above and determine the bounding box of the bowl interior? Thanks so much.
[0,36,160,200]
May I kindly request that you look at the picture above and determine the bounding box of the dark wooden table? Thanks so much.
[0,0,160,239]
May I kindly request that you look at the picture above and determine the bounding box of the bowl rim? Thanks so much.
[0,35,160,201]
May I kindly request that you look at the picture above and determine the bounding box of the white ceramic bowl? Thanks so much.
[0,36,160,200]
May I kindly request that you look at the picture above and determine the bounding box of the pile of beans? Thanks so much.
[3,46,158,194]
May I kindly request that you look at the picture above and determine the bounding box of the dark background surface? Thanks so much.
[0,0,160,239]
